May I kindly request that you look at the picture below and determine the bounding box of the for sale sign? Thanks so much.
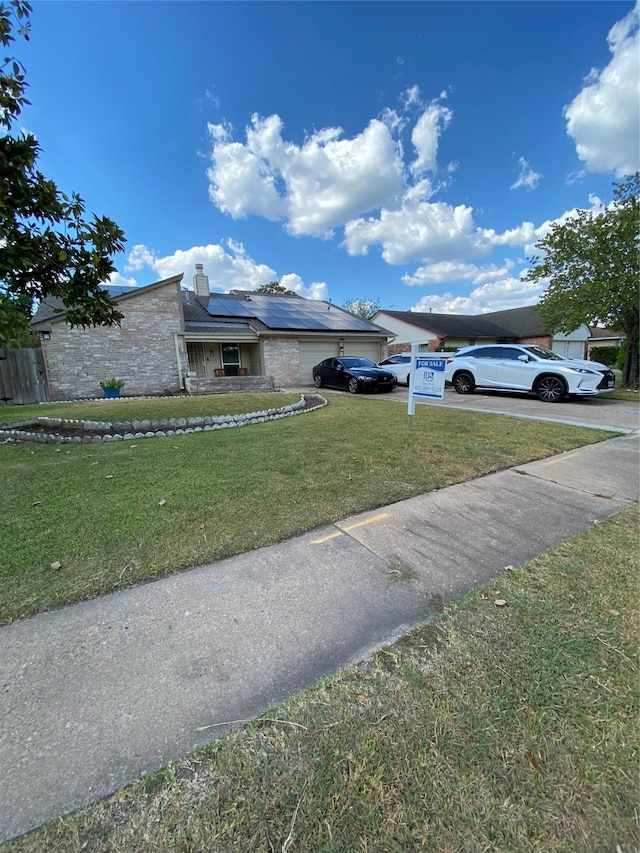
[412,356,446,399]
[407,346,446,421]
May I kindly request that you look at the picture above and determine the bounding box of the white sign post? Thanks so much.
[407,342,446,430]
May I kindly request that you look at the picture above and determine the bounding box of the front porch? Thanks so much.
[184,374,276,395]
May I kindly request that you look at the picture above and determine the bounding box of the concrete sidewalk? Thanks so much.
[1,433,638,843]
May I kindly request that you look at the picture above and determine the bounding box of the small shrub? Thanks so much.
[589,346,620,367]
[99,377,125,390]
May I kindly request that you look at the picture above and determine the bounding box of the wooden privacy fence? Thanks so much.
[0,347,49,406]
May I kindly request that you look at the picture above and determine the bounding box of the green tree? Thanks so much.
[0,290,36,347]
[0,1,126,347]
[255,281,296,295]
[525,174,639,388]
[342,297,383,320]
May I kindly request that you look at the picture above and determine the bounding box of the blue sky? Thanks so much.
[16,1,640,313]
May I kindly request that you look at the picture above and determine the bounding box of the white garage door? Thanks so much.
[342,339,382,363]
[552,338,585,359]
[299,340,341,384]
[298,339,385,384]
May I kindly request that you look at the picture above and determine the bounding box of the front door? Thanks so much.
[221,343,240,376]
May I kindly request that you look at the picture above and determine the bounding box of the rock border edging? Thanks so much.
[0,394,327,444]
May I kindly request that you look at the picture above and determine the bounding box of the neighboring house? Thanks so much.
[372,305,592,360]
[587,325,625,357]
[30,265,392,400]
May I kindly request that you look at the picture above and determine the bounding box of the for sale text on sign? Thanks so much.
[412,356,446,399]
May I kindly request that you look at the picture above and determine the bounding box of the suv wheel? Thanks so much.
[453,371,475,395]
[535,375,566,403]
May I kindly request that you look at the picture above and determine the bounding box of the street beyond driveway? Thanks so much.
[0,433,638,843]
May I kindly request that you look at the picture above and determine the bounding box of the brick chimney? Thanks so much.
[193,264,210,299]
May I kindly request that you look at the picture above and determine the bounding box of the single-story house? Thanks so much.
[372,305,599,360]
[30,265,393,400]
[586,324,625,357]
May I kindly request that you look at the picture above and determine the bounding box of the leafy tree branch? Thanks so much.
[255,281,297,295]
[342,297,383,320]
[524,174,639,388]
[0,0,126,346]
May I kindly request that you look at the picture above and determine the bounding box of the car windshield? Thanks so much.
[522,345,564,361]
[341,357,376,368]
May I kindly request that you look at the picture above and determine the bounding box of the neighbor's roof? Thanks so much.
[377,310,518,339]
[376,304,551,339]
[481,305,547,337]
[588,325,625,340]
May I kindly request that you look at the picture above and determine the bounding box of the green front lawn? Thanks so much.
[0,392,620,623]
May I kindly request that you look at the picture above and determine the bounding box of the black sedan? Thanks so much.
[312,357,396,394]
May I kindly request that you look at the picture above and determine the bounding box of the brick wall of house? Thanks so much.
[262,337,301,386]
[387,343,410,356]
[184,375,276,395]
[387,340,443,355]
[518,335,553,348]
[42,280,184,400]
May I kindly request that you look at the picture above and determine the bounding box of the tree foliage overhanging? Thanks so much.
[0,0,126,347]
[525,173,639,388]
[342,297,383,320]
[255,281,297,295]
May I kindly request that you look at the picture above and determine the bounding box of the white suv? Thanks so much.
[445,344,615,403]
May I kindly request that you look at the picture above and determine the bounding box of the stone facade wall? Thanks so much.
[261,337,301,386]
[42,280,184,400]
[184,375,275,395]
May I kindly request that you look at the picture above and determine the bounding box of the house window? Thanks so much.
[221,343,240,376]
[187,342,206,376]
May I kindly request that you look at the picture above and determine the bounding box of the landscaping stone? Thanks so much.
[0,395,327,444]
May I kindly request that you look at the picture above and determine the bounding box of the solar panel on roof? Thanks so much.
[206,298,255,317]
[202,294,382,332]
[105,285,138,298]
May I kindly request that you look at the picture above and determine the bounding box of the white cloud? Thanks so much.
[202,65,626,283]
[125,244,157,272]
[488,193,606,257]
[106,271,138,288]
[343,186,612,267]
[206,90,458,242]
[410,101,453,176]
[122,241,325,298]
[380,107,404,134]
[564,2,640,176]
[207,113,405,237]
[510,157,542,191]
[280,273,328,301]
[402,260,514,287]
[126,242,275,290]
[411,276,545,315]
[343,191,490,265]
[403,84,422,109]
